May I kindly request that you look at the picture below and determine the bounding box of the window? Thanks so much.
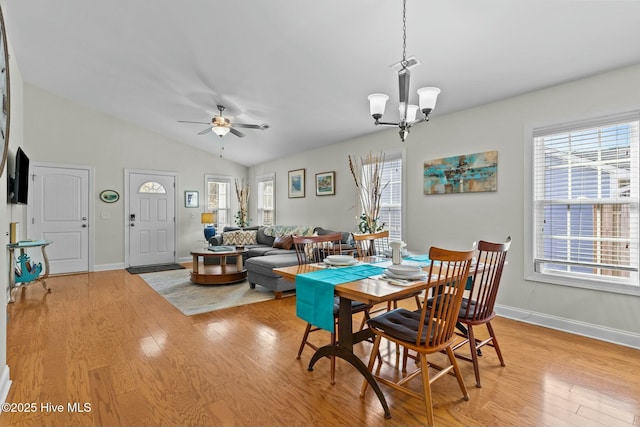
[363,154,403,241]
[205,175,231,229]
[257,174,275,226]
[138,181,166,194]
[532,112,639,293]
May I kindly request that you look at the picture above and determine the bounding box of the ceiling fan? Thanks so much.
[179,105,269,138]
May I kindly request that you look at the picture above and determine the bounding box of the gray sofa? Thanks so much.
[208,225,353,299]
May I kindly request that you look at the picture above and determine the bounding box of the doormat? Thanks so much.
[126,263,186,274]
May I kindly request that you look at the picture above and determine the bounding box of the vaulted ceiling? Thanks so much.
[4,1,640,166]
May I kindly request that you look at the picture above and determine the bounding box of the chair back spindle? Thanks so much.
[293,233,344,265]
[353,230,390,257]
[417,247,474,350]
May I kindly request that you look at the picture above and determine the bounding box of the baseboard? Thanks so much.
[0,365,12,405]
[93,262,125,272]
[495,304,640,350]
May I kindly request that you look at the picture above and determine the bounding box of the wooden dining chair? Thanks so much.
[360,246,474,426]
[352,230,391,258]
[293,233,372,385]
[353,230,422,313]
[450,236,511,388]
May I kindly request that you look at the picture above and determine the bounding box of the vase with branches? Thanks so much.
[348,151,389,234]
[234,179,251,227]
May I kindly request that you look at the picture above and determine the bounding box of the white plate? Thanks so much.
[324,258,357,266]
[384,278,415,287]
[325,255,355,263]
[383,270,426,280]
[387,264,422,276]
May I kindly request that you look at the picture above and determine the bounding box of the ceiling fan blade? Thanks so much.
[178,120,210,124]
[233,123,270,130]
[229,127,246,138]
[198,127,213,135]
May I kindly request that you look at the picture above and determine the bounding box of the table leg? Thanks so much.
[308,297,392,419]
[192,254,199,274]
[40,244,51,293]
[8,248,15,303]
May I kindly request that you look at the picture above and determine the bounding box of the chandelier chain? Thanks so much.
[401,0,407,67]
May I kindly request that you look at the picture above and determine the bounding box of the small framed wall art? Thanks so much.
[288,168,305,198]
[315,171,335,196]
[185,190,199,208]
[99,190,119,203]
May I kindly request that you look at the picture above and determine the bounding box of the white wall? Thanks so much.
[0,24,24,402]
[251,64,640,345]
[23,85,248,268]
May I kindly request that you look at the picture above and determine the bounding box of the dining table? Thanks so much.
[274,254,440,419]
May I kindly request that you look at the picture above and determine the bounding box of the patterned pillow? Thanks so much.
[223,230,258,246]
[263,225,316,237]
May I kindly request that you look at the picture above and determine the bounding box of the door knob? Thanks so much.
[82,224,87,228]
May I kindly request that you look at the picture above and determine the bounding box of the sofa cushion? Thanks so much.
[247,246,276,257]
[256,227,275,246]
[222,230,258,245]
[273,235,293,250]
[247,246,295,257]
[245,254,299,277]
[315,227,353,245]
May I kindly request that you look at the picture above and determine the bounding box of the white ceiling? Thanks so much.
[4,1,640,167]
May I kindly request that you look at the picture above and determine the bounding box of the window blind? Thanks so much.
[206,176,231,228]
[257,174,275,226]
[533,112,639,285]
[380,157,402,241]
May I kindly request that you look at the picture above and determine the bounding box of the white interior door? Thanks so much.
[30,165,90,274]
[128,172,176,267]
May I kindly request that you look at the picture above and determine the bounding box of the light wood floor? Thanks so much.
[1,267,639,427]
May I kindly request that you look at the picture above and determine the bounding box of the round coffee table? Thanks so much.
[190,247,248,285]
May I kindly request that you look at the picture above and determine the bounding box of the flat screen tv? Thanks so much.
[8,147,29,204]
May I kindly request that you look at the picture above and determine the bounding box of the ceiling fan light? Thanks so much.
[212,126,230,137]
[417,87,441,113]
[368,93,389,119]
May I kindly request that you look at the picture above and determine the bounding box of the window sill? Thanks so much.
[525,272,640,297]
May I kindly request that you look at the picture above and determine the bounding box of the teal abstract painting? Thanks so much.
[424,150,497,195]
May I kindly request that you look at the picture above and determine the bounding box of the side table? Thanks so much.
[7,240,52,303]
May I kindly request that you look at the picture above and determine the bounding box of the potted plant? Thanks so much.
[234,179,251,228]
[348,151,388,234]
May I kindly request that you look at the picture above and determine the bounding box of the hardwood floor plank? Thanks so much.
[1,269,639,426]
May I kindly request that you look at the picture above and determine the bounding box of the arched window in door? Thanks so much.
[138,181,167,194]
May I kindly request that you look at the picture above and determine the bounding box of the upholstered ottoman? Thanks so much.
[245,253,299,299]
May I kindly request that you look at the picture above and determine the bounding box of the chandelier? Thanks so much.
[367,0,441,142]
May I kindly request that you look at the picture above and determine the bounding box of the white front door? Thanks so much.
[128,172,176,267]
[30,165,90,274]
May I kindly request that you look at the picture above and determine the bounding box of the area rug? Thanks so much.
[139,268,289,316]
[126,263,186,274]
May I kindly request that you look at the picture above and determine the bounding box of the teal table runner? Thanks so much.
[403,254,432,266]
[296,264,385,332]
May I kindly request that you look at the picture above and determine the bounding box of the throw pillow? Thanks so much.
[272,235,293,250]
[223,230,258,246]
